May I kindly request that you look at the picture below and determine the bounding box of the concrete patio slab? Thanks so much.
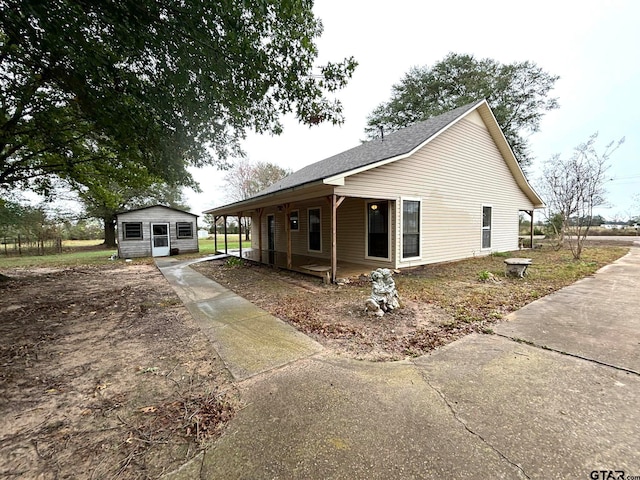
[413,333,640,479]
[496,248,640,373]
[201,355,520,479]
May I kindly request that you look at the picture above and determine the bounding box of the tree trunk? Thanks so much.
[244,218,251,241]
[103,215,117,248]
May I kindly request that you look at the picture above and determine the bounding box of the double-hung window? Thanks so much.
[402,199,421,259]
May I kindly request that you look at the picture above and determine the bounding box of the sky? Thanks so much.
[186,0,640,221]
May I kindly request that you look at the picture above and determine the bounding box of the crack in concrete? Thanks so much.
[412,365,531,480]
[496,333,640,377]
[198,449,206,480]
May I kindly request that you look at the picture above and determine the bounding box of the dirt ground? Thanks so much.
[0,263,236,479]
[192,260,472,362]
[0,243,628,477]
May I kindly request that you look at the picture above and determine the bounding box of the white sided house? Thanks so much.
[204,100,544,282]
[116,205,199,258]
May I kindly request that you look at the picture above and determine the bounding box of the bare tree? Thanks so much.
[631,194,640,226]
[223,159,291,240]
[539,133,624,259]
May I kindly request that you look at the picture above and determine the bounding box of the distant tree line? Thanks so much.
[0,199,103,255]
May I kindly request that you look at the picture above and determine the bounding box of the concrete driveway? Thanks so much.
[495,250,640,373]
[161,248,640,480]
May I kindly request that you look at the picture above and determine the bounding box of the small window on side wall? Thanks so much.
[289,210,299,231]
[482,206,492,249]
[123,222,143,240]
[177,222,193,239]
[402,199,420,259]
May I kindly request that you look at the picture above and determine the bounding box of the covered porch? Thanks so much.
[205,186,395,283]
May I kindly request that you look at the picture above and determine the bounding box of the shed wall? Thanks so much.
[117,207,198,258]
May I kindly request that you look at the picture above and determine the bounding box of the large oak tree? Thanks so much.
[365,53,558,168]
[0,0,357,193]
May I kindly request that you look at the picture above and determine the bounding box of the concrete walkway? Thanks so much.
[159,250,640,479]
[155,256,322,380]
[495,249,640,373]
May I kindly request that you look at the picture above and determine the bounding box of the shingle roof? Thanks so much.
[257,100,484,197]
[116,204,198,216]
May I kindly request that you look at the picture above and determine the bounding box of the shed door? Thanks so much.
[151,223,170,257]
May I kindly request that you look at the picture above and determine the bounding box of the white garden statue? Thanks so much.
[365,268,400,317]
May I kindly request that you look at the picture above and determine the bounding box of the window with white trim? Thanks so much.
[123,222,143,240]
[482,206,492,249]
[176,222,194,239]
[402,199,420,259]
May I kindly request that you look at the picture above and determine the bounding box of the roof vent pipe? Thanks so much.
[379,125,384,142]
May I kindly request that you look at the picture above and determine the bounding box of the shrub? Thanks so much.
[225,257,244,268]
[477,270,492,281]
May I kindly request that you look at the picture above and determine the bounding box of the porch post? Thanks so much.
[256,208,263,263]
[331,195,337,283]
[237,212,243,259]
[285,204,292,270]
[223,215,228,255]
[329,195,346,283]
[214,216,218,253]
[529,210,534,249]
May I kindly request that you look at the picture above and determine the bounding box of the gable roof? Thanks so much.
[204,100,544,214]
[116,204,198,217]
[259,101,484,196]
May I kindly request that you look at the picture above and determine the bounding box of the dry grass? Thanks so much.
[397,245,629,326]
[193,245,629,360]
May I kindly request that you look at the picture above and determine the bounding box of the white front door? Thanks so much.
[151,223,170,257]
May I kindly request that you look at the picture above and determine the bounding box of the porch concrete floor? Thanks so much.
[220,247,379,280]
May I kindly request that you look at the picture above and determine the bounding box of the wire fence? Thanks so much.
[1,235,64,257]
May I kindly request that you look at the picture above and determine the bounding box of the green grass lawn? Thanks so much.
[0,245,118,268]
[0,236,251,269]
[198,235,251,254]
